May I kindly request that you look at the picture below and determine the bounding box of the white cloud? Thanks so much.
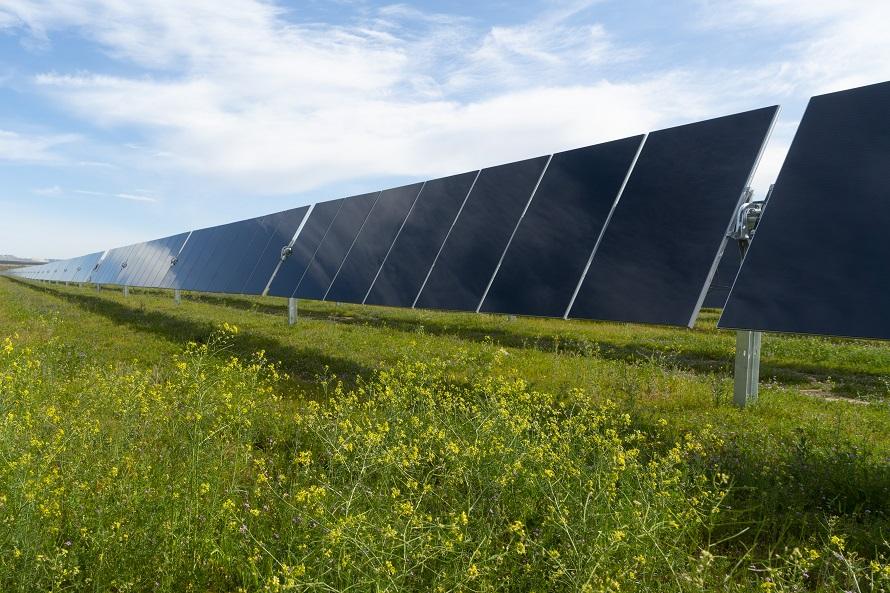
[74,189,158,203]
[32,185,63,196]
[115,192,156,203]
[697,0,890,95]
[0,0,886,203]
[6,0,731,195]
[0,129,78,163]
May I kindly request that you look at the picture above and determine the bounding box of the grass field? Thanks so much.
[2,276,890,591]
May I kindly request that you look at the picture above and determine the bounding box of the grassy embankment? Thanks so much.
[2,277,890,591]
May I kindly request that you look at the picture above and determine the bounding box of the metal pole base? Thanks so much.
[123,285,129,298]
[733,330,762,407]
[174,289,182,305]
[288,298,298,325]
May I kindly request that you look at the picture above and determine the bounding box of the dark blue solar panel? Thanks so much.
[266,199,344,297]
[569,106,778,327]
[182,223,241,291]
[240,206,310,295]
[480,136,644,317]
[415,156,550,312]
[216,218,274,294]
[196,218,265,293]
[719,81,890,339]
[325,183,423,304]
[702,242,742,309]
[160,227,217,290]
[294,191,379,300]
[365,171,479,308]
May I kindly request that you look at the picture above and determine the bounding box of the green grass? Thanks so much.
[2,277,890,591]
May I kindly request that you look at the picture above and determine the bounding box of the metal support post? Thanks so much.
[733,330,762,407]
[288,297,298,325]
[96,284,101,292]
[174,289,182,305]
[123,285,129,298]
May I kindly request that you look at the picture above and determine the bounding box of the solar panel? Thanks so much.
[719,81,890,339]
[702,242,742,309]
[415,156,550,312]
[325,183,424,304]
[216,218,275,294]
[159,226,216,289]
[568,106,778,327]
[184,223,243,292]
[125,243,156,287]
[130,234,190,288]
[49,259,71,282]
[144,234,190,288]
[480,136,644,317]
[365,171,479,308]
[67,253,98,284]
[191,220,258,292]
[266,198,344,297]
[120,242,150,286]
[294,191,379,300]
[240,206,309,295]
[93,246,127,284]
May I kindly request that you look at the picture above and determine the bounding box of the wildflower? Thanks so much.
[830,535,845,550]
[467,564,480,579]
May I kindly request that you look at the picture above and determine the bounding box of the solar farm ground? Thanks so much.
[2,276,890,592]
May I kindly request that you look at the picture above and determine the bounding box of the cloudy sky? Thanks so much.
[0,0,888,259]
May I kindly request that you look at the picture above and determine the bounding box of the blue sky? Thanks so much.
[1,0,887,259]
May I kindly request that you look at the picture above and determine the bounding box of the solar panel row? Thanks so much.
[6,106,778,329]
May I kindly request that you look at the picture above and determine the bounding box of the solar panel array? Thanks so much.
[8,105,781,329]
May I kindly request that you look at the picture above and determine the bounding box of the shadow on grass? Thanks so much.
[14,280,376,396]
[18,280,890,399]
[191,291,888,399]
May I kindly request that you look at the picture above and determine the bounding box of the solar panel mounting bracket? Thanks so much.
[728,186,770,407]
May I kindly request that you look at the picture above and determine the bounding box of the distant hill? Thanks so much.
[0,255,50,266]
